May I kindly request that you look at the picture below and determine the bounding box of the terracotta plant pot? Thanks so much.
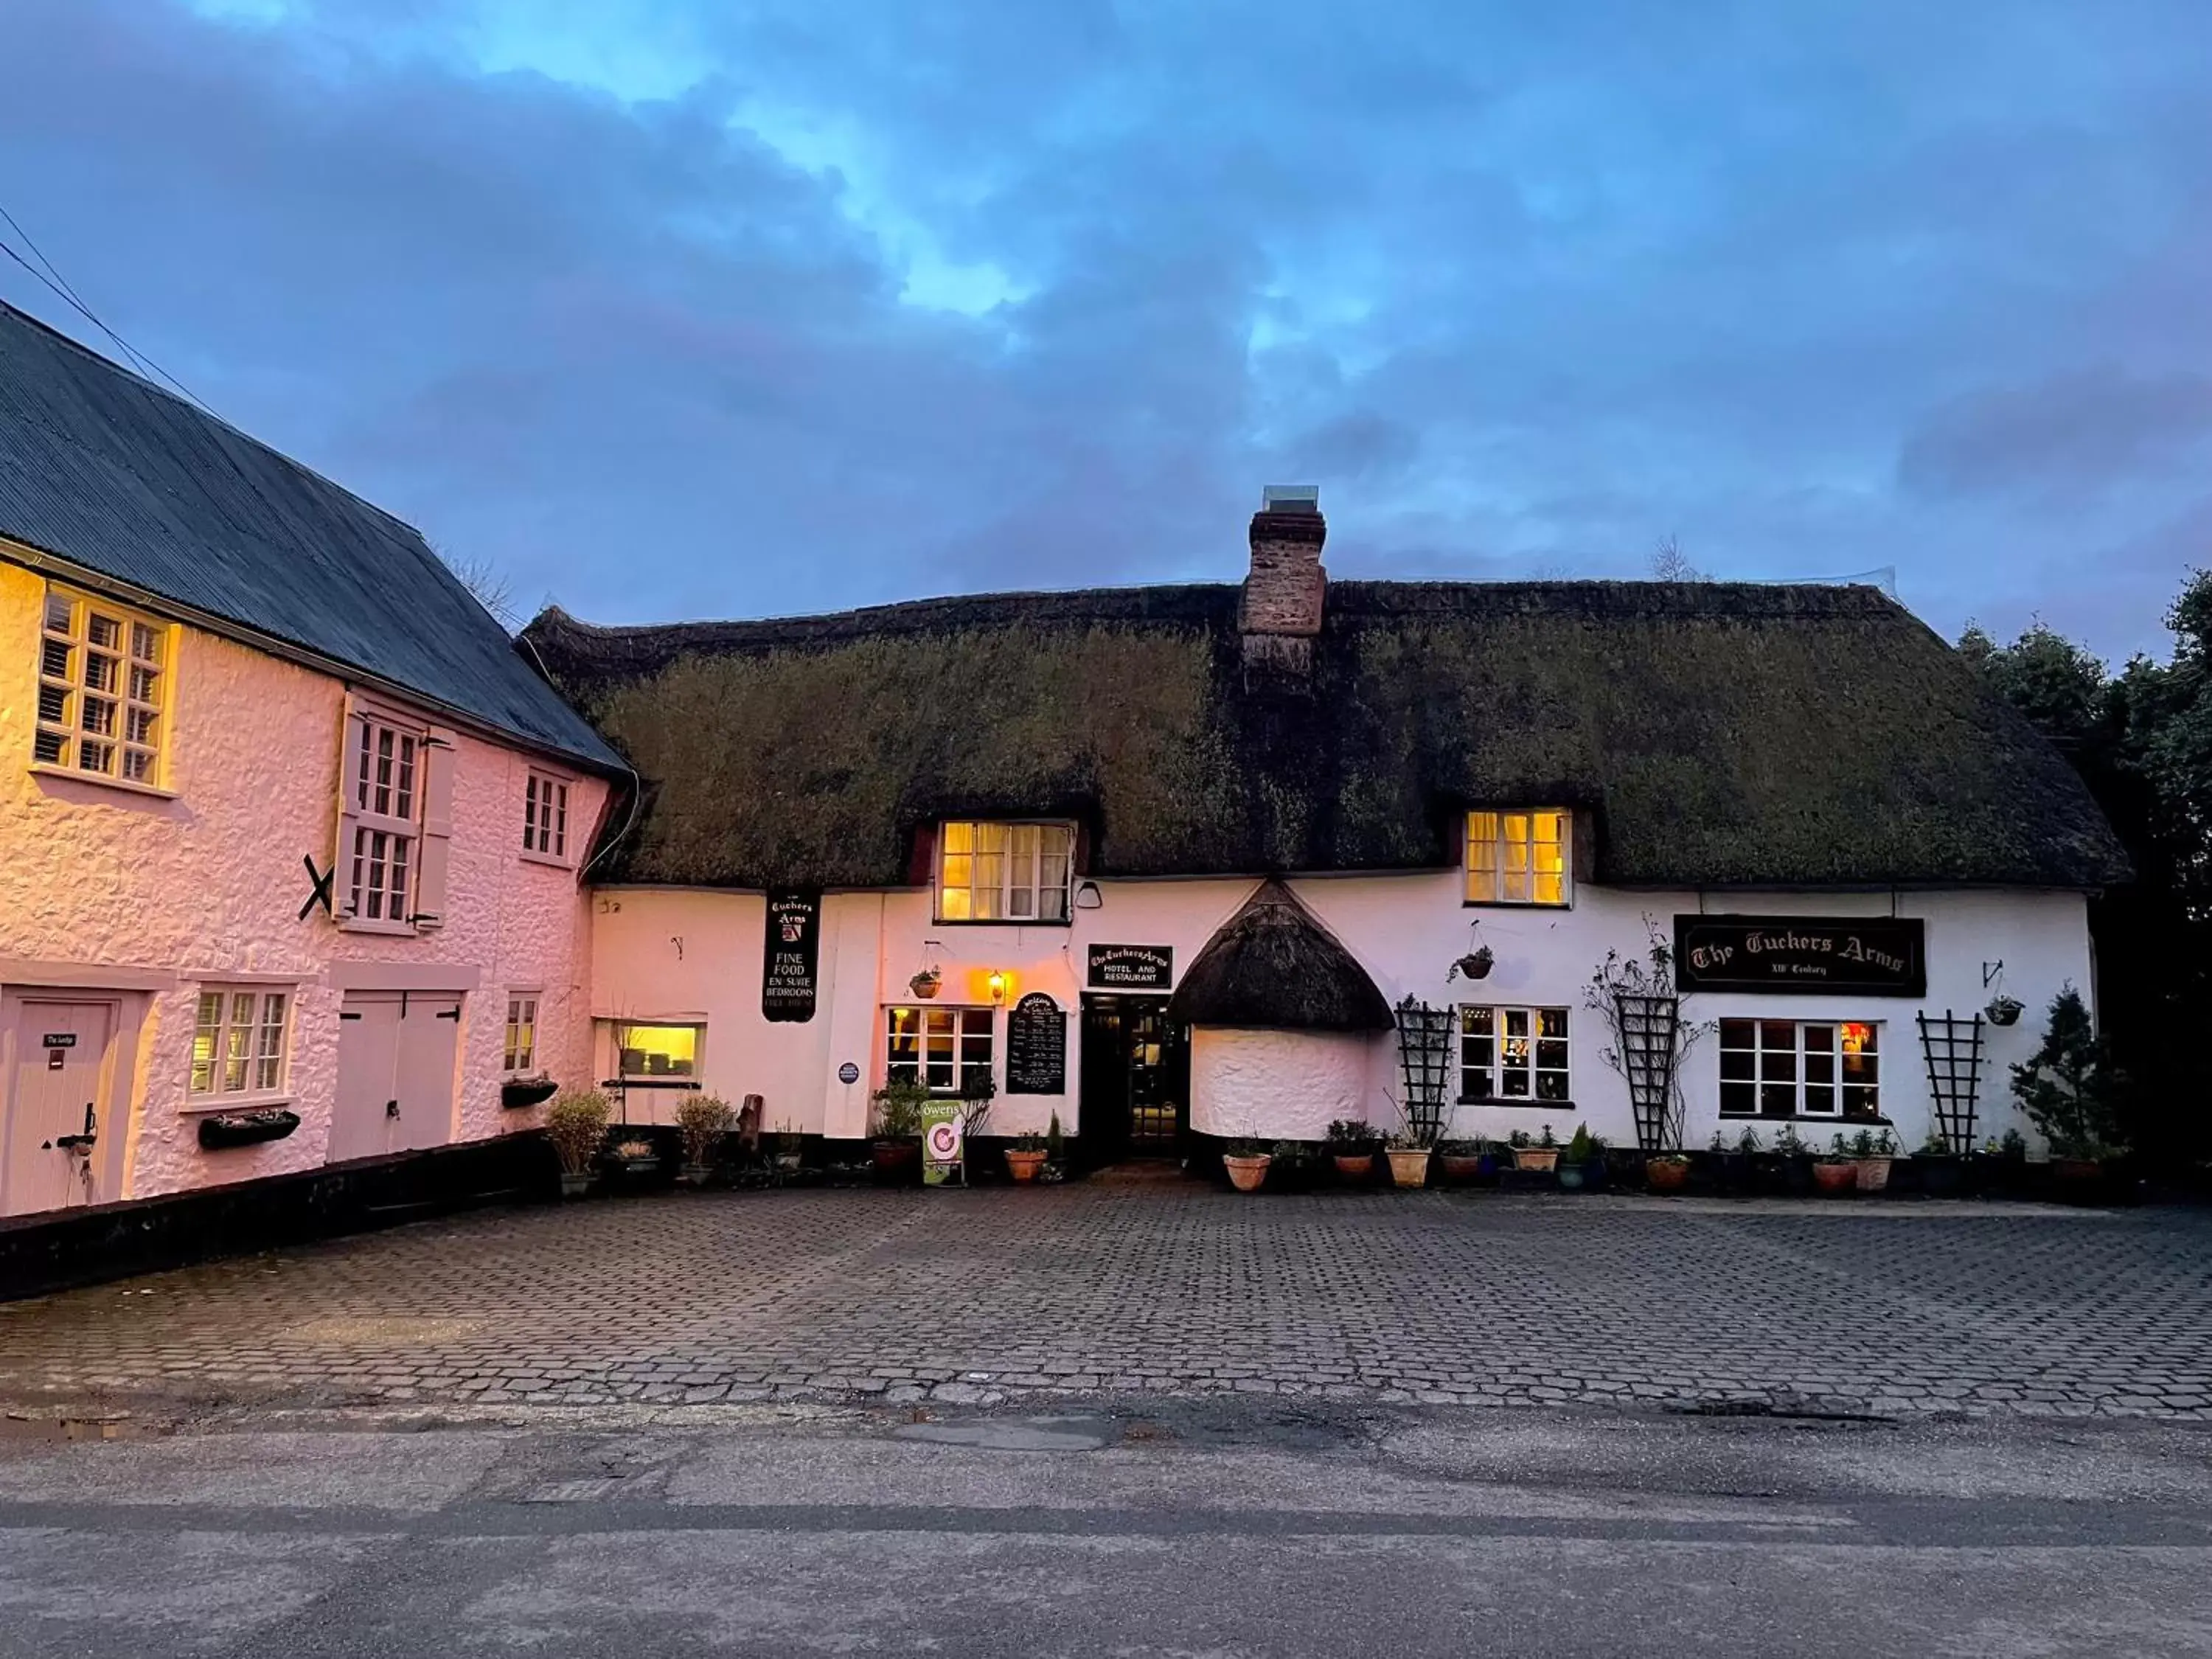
[1332,1152,1375,1181]
[1512,1146,1559,1174]
[1645,1158,1691,1192]
[1222,1154,1272,1193]
[1385,1147,1432,1188]
[1813,1161,1858,1194]
[1004,1148,1048,1183]
[1854,1156,1893,1193]
[1438,1153,1484,1184]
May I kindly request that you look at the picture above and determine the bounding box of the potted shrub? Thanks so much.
[766,1119,806,1178]
[1222,1137,1273,1192]
[1852,1125,1897,1192]
[545,1089,611,1197]
[1558,1124,1599,1191]
[1044,1110,1068,1180]
[1986,995,2024,1028]
[1436,1139,1487,1183]
[1324,1119,1383,1181]
[1814,1135,1859,1194]
[675,1093,735,1187]
[1772,1122,1815,1194]
[1383,1133,1433,1188]
[2011,987,2128,1194]
[869,1078,929,1182]
[1984,1127,2031,1197]
[1916,1129,1966,1196]
[1644,1151,1691,1192]
[1509,1125,1559,1175]
[1004,1130,1048,1183]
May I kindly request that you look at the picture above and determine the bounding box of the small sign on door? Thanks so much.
[41,1033,76,1048]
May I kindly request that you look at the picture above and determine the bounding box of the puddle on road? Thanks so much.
[894,1413,1115,1452]
[0,1412,166,1443]
[284,1316,482,1347]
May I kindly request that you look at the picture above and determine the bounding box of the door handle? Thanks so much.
[386,1099,400,1118]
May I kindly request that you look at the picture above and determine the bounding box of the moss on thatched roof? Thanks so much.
[1166,880,1395,1032]
[524,580,2129,891]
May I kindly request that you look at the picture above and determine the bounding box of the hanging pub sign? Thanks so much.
[1673,914,1927,998]
[1004,992,1068,1095]
[761,890,822,1023]
[1087,944,1173,991]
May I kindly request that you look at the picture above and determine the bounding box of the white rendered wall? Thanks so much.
[1188,1027,1374,1139]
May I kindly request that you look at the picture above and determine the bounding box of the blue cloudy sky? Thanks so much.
[3,0,2208,655]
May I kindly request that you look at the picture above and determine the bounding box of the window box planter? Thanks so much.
[501,1077,558,1110]
[1812,1160,1858,1194]
[1222,1152,1272,1193]
[1385,1147,1433,1188]
[196,1108,301,1151]
[1511,1145,1559,1174]
[1645,1155,1691,1192]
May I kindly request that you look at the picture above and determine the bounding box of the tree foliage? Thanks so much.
[2009,988,2128,1160]
[1961,569,2212,1161]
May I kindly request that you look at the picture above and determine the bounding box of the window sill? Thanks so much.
[29,762,178,801]
[1461,899,1571,911]
[1717,1112,1893,1126]
[337,918,420,937]
[182,1092,293,1116]
[520,849,576,872]
[929,917,1074,929]
[605,1077,701,1091]
[1458,1098,1576,1110]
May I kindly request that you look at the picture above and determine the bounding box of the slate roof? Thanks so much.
[523,580,2132,891]
[0,302,622,771]
[1167,880,1397,1032]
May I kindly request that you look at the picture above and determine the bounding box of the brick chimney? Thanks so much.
[1240,485,1326,680]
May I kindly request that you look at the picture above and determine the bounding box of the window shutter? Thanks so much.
[412,726,458,931]
[334,697,365,920]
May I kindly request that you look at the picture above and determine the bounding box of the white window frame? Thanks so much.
[1465,810,1571,907]
[1718,1019,1882,1120]
[522,769,574,866]
[935,821,1074,924]
[33,586,175,793]
[885,1004,995,1096]
[1458,1005,1572,1104]
[341,706,425,932]
[504,993,540,1074]
[188,986,293,1107]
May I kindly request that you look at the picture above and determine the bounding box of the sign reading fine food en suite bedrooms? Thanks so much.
[761,891,822,1023]
[1087,944,1173,991]
[1672,915,1927,998]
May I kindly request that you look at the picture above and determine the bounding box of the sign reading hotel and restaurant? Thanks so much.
[1086,943,1174,991]
[1673,915,1927,998]
[1004,992,1068,1095]
[761,890,822,1022]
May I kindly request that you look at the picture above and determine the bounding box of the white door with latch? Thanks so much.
[330,991,461,1163]
[4,1000,112,1217]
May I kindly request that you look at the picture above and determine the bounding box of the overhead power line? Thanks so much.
[0,202,211,412]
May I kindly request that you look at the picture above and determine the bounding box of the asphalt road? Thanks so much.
[1,1398,2208,1657]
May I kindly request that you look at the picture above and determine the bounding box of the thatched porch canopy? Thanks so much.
[1166,881,1395,1032]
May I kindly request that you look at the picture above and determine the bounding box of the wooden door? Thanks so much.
[330,993,401,1164]
[394,994,461,1152]
[4,1000,112,1217]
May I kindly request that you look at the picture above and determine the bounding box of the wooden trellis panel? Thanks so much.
[1614,993,1683,1153]
[1916,1011,1986,1150]
[1394,996,1455,1145]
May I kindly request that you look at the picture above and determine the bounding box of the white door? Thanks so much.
[330,992,461,1163]
[4,1000,113,1217]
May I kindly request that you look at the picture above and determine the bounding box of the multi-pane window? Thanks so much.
[937,821,1073,922]
[616,1023,698,1080]
[346,715,420,923]
[886,1005,995,1094]
[35,589,167,785]
[1719,1020,1881,1119]
[504,995,539,1073]
[1466,810,1570,905]
[189,989,290,1098]
[1459,1006,1571,1102]
[524,772,570,861]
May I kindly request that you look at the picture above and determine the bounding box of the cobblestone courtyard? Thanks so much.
[4,1188,2211,1422]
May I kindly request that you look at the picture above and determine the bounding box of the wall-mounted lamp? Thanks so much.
[987,970,1009,1004]
[1073,880,1103,911]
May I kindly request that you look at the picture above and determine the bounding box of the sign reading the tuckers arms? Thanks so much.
[1672,914,1927,998]
[762,891,822,1022]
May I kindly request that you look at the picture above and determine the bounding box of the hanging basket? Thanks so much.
[501,1077,558,1110]
[1985,996,2023,1027]
[908,970,942,1000]
[1449,947,1495,982]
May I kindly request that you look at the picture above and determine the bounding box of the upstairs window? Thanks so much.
[886,1005,995,1095]
[1466,810,1571,906]
[936,821,1073,922]
[189,988,291,1099]
[336,698,454,934]
[35,588,170,787]
[523,771,571,863]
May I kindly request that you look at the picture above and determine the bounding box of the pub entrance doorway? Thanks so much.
[1079,995,1188,1166]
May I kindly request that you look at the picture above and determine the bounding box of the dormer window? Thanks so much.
[1466,810,1571,906]
[936,821,1074,922]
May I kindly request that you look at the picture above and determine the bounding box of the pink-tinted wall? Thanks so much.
[0,560,608,1208]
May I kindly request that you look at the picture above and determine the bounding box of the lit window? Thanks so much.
[344,714,421,923]
[1459,1006,1571,1102]
[1466,810,1570,905]
[189,988,291,1098]
[1719,1020,1881,1119]
[523,771,571,861]
[617,1023,698,1081]
[35,588,169,785]
[504,995,539,1073]
[886,1005,995,1095]
[937,821,1073,922]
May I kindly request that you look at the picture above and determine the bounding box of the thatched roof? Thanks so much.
[522,580,2129,891]
[1166,880,1395,1032]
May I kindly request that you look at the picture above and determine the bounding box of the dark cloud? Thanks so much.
[1,0,2208,655]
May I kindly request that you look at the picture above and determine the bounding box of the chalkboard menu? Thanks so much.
[1004,992,1067,1095]
[762,891,821,1022]
[1673,914,1927,998]
[1088,943,1173,991]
